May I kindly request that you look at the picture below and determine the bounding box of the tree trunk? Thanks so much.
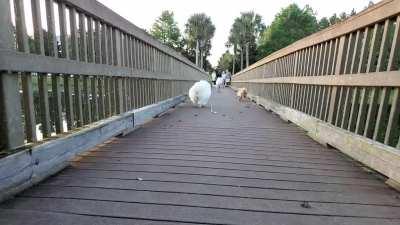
[200,50,204,69]
[195,40,199,67]
[232,55,235,74]
[246,43,249,68]
[232,45,237,74]
[240,46,244,70]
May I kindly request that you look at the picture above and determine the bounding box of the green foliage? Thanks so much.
[184,13,215,54]
[350,8,357,16]
[228,12,265,69]
[150,11,182,50]
[184,13,215,70]
[339,12,348,21]
[318,17,330,30]
[257,4,318,59]
[217,50,234,72]
[329,13,341,25]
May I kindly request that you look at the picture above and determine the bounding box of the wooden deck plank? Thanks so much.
[1,88,400,225]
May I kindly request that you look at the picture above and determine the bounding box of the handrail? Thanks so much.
[0,0,207,152]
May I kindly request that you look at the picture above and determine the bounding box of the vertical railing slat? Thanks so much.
[340,87,352,129]
[38,74,51,138]
[52,75,63,134]
[98,76,105,119]
[21,74,37,142]
[94,20,102,64]
[70,7,79,60]
[74,75,84,127]
[79,12,88,62]
[83,76,92,124]
[91,76,98,121]
[58,3,69,59]
[45,0,58,57]
[64,75,74,130]
[384,88,400,145]
[87,17,95,63]
[32,0,45,55]
[387,16,400,71]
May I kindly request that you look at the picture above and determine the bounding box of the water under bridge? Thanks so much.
[1,0,400,224]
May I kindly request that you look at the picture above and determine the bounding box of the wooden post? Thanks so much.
[0,1,24,149]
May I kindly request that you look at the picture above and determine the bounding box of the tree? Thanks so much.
[228,12,265,70]
[184,13,215,69]
[257,4,318,59]
[339,12,348,21]
[150,10,182,50]
[350,9,357,16]
[368,1,374,7]
[318,17,330,30]
[217,50,234,72]
[329,13,341,25]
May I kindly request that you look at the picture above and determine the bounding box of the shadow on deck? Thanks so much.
[1,88,400,225]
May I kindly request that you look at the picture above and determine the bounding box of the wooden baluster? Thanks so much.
[74,75,84,127]
[64,75,75,130]
[340,87,352,129]
[334,86,345,127]
[97,76,104,119]
[373,21,391,143]
[79,12,88,62]
[101,23,108,64]
[343,33,354,74]
[104,77,110,116]
[318,86,327,119]
[327,36,346,124]
[91,76,98,121]
[52,75,63,134]
[116,77,123,114]
[130,77,134,109]
[110,77,116,114]
[383,18,400,146]
[38,74,51,138]
[32,1,51,139]
[58,3,69,59]
[87,17,95,63]
[94,20,101,64]
[69,8,79,60]
[388,16,400,71]
[45,0,57,57]
[82,76,91,124]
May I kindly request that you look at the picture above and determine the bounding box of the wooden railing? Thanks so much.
[0,0,207,152]
[233,0,400,185]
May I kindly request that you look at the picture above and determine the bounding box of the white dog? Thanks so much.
[189,80,211,107]
[215,77,224,92]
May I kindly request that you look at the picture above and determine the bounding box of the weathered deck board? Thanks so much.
[1,88,400,225]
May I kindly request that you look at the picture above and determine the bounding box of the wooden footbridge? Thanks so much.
[1,0,400,224]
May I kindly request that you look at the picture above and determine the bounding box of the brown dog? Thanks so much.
[237,88,248,102]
